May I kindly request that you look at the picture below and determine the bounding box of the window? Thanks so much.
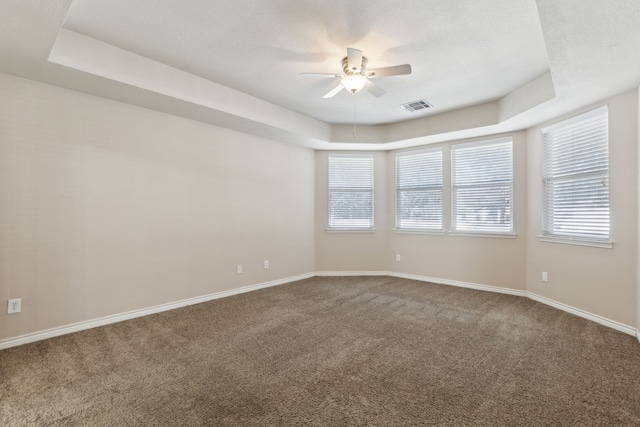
[451,138,513,234]
[328,154,374,230]
[395,148,443,231]
[542,106,609,244]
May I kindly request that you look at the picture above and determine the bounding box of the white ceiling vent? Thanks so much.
[401,99,433,112]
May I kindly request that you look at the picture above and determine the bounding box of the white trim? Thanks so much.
[320,270,638,337]
[0,273,314,350]
[527,292,637,336]
[390,272,527,297]
[450,137,514,236]
[393,229,445,235]
[449,232,517,239]
[327,154,375,230]
[326,228,377,233]
[315,271,390,277]
[537,235,612,249]
[394,147,444,232]
[3,271,637,350]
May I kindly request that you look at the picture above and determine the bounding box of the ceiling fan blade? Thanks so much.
[364,80,386,98]
[367,64,412,77]
[300,73,342,77]
[323,83,344,98]
[346,48,363,72]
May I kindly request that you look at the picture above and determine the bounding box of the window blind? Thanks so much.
[542,106,609,242]
[451,138,513,234]
[328,154,374,229]
[395,148,443,230]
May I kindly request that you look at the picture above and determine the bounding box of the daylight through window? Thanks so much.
[328,154,374,230]
[542,106,609,244]
[395,148,443,231]
[451,138,513,234]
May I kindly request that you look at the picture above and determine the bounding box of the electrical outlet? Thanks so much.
[236,264,243,274]
[7,298,21,314]
[264,260,269,269]
[396,254,401,262]
[542,271,548,283]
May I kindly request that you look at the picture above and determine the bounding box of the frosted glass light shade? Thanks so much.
[341,74,367,93]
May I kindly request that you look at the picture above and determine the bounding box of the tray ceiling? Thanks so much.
[1,1,639,149]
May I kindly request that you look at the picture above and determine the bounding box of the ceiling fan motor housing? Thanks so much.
[342,56,368,75]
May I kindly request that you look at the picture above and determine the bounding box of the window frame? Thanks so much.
[327,153,375,232]
[394,147,443,233]
[450,137,514,237]
[540,106,610,248]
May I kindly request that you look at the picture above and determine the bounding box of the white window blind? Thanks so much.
[542,106,609,243]
[395,148,443,230]
[451,138,513,234]
[328,154,374,229]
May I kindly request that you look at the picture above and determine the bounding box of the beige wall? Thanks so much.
[0,74,315,341]
[526,90,638,327]
[316,91,639,330]
[388,132,528,289]
[1,71,638,344]
[315,133,527,290]
[314,151,391,272]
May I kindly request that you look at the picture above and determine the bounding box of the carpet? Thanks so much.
[1,276,640,426]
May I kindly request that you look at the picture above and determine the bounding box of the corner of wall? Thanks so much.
[637,86,640,336]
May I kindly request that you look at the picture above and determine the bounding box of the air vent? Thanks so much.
[401,99,433,112]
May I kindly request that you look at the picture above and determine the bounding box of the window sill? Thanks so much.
[449,231,517,239]
[394,229,445,235]
[326,228,376,233]
[537,235,612,249]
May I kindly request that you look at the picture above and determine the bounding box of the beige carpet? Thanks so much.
[1,276,640,426]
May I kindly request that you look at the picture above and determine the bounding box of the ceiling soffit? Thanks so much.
[3,1,640,150]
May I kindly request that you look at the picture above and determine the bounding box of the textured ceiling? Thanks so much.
[61,0,549,125]
[0,0,639,149]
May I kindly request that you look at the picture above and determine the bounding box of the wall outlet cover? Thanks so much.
[8,298,21,314]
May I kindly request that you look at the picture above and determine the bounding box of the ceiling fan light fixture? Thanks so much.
[303,48,411,98]
[341,74,367,93]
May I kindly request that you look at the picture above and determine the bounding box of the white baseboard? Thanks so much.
[320,270,639,338]
[526,293,638,336]
[0,272,315,350]
[390,272,528,297]
[2,271,637,350]
[315,271,390,277]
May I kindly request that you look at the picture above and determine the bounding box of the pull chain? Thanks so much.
[352,95,357,139]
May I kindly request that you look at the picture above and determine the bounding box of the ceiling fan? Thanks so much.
[301,47,412,98]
